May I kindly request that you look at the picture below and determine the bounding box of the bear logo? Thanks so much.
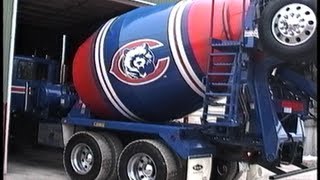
[121,43,155,79]
[110,39,170,86]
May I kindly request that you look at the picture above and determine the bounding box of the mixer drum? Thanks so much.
[72,0,249,122]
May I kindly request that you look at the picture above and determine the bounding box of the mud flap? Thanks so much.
[61,121,75,146]
[187,154,212,180]
[234,162,250,179]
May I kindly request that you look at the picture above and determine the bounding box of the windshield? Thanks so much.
[17,61,49,81]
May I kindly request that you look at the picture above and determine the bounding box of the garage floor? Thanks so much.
[4,146,68,180]
[3,145,317,180]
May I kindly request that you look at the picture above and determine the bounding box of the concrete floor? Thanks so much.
[3,146,317,180]
[4,146,68,180]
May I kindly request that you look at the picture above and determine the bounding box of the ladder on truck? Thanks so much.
[201,40,243,127]
[201,0,247,128]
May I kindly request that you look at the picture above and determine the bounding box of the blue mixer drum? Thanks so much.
[72,0,249,121]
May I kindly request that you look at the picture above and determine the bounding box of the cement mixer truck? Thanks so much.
[9,0,317,179]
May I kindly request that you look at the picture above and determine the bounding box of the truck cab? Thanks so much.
[11,55,59,113]
[9,55,76,150]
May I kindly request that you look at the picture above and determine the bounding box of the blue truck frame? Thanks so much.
[63,56,314,160]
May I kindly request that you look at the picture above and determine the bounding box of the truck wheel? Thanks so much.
[258,0,317,61]
[63,131,113,180]
[101,132,123,180]
[211,159,239,180]
[117,139,181,180]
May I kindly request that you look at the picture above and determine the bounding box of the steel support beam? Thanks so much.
[3,0,18,174]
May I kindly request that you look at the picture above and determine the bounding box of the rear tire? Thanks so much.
[63,131,113,180]
[101,132,123,180]
[117,139,182,180]
[258,0,317,61]
[210,159,239,180]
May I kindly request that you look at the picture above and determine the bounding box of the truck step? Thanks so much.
[212,62,234,66]
[210,52,236,56]
[212,40,241,47]
[206,121,240,127]
[205,92,231,96]
[207,72,234,76]
[208,102,231,106]
[210,82,233,86]
[269,166,317,179]
[202,112,228,117]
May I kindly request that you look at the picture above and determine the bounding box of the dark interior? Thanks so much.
[14,0,144,82]
[8,0,146,151]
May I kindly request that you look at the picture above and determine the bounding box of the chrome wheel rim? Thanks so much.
[271,3,317,46]
[70,143,94,174]
[127,153,157,180]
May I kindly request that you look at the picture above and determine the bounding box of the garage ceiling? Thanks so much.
[17,0,149,29]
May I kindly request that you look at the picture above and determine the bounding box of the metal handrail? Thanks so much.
[24,81,29,112]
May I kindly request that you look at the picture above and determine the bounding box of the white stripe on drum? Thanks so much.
[94,18,143,121]
[168,0,204,98]
[94,18,129,118]
[175,0,205,93]
[99,19,143,121]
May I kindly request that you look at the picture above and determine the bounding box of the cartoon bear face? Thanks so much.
[121,43,156,79]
